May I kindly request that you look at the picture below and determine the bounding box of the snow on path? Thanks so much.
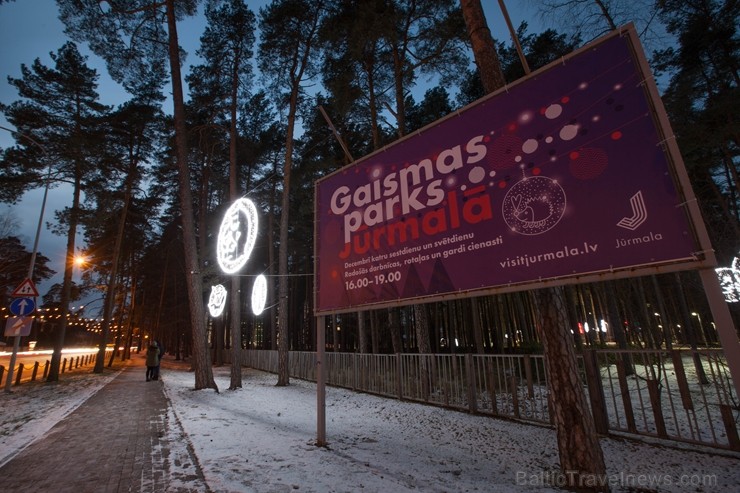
[163,366,740,493]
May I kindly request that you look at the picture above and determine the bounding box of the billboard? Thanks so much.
[314,27,703,314]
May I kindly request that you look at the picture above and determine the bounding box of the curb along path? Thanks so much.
[0,362,208,492]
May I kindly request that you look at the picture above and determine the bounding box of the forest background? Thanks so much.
[0,0,738,385]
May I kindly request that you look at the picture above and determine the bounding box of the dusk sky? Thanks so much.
[0,0,538,304]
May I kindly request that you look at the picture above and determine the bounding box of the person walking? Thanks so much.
[145,340,159,382]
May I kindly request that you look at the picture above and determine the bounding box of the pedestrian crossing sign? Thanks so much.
[11,278,39,297]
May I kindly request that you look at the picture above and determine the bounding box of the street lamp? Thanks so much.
[2,125,51,393]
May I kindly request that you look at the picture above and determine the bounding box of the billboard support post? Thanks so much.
[316,314,326,446]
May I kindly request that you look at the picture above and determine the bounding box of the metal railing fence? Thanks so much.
[238,348,738,451]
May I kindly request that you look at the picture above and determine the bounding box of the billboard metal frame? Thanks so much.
[314,25,713,316]
[313,25,740,445]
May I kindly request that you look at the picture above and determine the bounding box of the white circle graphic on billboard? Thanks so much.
[502,175,566,235]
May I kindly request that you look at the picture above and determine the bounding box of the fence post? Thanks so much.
[62,358,67,373]
[0,365,4,384]
[396,353,403,400]
[31,361,40,381]
[582,350,609,435]
[353,353,358,391]
[15,363,24,385]
[43,360,49,379]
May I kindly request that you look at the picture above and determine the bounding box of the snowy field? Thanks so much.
[1,356,739,492]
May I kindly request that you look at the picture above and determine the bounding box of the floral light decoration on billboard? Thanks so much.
[215,197,268,316]
[207,284,227,317]
[716,255,740,303]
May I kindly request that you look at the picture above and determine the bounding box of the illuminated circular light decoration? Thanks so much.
[208,284,228,317]
[217,198,259,274]
[716,255,740,303]
[251,274,267,315]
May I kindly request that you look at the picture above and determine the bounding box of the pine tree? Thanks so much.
[258,0,326,386]
[1,42,108,381]
[57,0,219,391]
[193,0,256,390]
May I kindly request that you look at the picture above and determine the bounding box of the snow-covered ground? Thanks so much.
[1,356,739,492]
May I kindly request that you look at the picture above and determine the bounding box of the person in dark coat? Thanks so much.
[145,341,159,381]
[154,339,165,380]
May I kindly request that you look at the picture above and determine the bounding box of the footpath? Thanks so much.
[0,358,209,493]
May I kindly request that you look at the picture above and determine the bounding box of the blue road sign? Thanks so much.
[9,297,35,316]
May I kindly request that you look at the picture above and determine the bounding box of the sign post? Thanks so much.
[4,278,38,392]
[0,126,49,393]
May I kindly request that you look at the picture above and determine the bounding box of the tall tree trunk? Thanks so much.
[391,45,407,137]
[651,275,673,349]
[228,57,242,390]
[48,167,82,382]
[389,309,402,353]
[364,56,382,150]
[534,287,608,491]
[123,269,138,361]
[358,312,368,353]
[471,297,485,353]
[462,5,606,483]
[413,305,432,354]
[95,166,133,372]
[268,155,279,350]
[277,84,300,386]
[109,274,130,367]
[459,0,506,94]
[370,310,380,354]
[165,0,216,391]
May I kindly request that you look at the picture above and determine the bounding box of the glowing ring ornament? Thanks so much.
[251,274,267,315]
[217,198,259,274]
[717,255,740,303]
[207,284,228,317]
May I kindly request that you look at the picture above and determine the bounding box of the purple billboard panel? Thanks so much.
[314,29,700,314]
